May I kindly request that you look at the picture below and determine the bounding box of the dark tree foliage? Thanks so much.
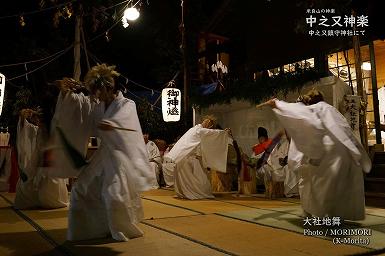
[0,0,190,142]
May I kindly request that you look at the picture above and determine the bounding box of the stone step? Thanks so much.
[365,192,385,208]
[367,164,385,178]
[373,152,385,164]
[366,191,385,197]
[365,199,385,208]
[365,177,385,182]
[365,178,385,194]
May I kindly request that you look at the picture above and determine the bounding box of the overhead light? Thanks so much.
[122,7,140,28]
[362,62,371,71]
[123,7,140,21]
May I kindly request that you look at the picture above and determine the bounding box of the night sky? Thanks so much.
[0,0,188,89]
[0,0,384,140]
[1,0,382,88]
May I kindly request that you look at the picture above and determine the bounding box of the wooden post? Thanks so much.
[81,22,91,72]
[315,53,328,77]
[369,40,382,144]
[180,0,190,122]
[352,10,368,150]
[73,14,82,80]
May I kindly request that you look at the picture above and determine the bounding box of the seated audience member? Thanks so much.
[256,130,299,198]
[143,132,162,189]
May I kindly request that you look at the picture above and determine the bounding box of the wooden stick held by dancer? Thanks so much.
[256,98,277,109]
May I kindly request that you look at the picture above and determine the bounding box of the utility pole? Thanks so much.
[180,0,190,122]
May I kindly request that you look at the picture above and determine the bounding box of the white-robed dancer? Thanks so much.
[14,109,68,209]
[164,117,230,199]
[54,64,156,241]
[260,89,371,220]
[143,132,162,189]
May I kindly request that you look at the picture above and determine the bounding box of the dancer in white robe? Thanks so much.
[164,117,230,199]
[257,132,299,197]
[260,89,371,220]
[55,64,155,241]
[0,129,11,191]
[14,109,68,209]
[144,133,162,189]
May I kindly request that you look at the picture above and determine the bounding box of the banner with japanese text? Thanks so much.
[162,88,181,122]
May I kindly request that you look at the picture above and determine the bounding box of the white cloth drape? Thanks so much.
[49,92,94,178]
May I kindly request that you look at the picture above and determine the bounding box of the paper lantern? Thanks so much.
[0,73,5,116]
[162,88,181,122]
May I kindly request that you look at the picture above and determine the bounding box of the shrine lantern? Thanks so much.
[162,88,181,122]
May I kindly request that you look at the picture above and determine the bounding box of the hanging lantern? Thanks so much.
[0,73,5,116]
[162,88,181,122]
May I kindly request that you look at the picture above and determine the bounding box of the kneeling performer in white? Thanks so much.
[165,117,230,199]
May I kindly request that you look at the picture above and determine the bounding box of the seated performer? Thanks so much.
[252,127,272,158]
[256,130,299,198]
[260,89,371,220]
[143,132,162,189]
[14,109,69,209]
[164,116,230,199]
[154,139,168,158]
[54,64,156,241]
[162,135,180,187]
